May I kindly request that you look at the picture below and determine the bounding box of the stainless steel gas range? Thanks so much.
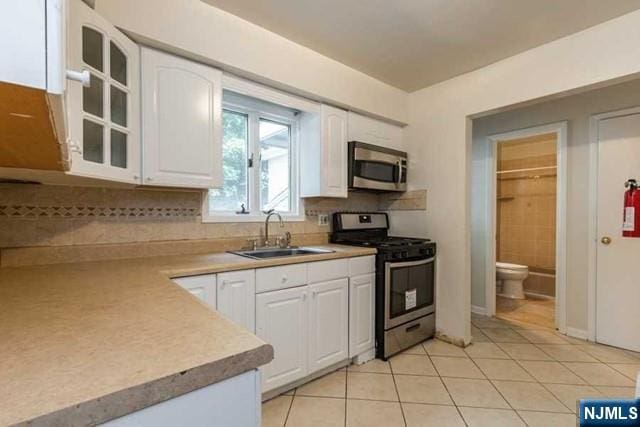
[331,212,436,360]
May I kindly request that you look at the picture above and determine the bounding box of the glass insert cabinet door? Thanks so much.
[66,0,140,183]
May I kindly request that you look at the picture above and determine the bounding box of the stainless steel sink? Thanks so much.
[229,247,334,260]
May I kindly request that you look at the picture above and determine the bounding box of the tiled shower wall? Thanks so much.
[0,184,426,249]
[496,135,556,296]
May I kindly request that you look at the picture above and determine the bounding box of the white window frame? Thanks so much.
[202,96,304,223]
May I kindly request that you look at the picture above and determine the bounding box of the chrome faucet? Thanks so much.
[264,209,284,246]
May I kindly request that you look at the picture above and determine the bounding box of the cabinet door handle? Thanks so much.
[312,291,317,298]
[220,280,226,289]
[66,69,90,87]
[302,293,307,301]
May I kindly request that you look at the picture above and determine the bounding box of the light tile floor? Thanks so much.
[262,313,640,426]
[496,295,555,330]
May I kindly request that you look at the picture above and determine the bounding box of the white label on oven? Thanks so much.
[405,289,417,310]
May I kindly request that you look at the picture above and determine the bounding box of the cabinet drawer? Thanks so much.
[307,259,349,284]
[349,256,376,276]
[256,263,307,293]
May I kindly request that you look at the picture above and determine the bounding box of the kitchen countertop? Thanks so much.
[0,244,376,426]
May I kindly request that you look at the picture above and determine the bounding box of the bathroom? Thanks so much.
[495,133,557,328]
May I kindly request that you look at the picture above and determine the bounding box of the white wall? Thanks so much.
[405,10,640,343]
[95,0,408,124]
[471,78,640,332]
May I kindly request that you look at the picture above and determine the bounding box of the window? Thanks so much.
[206,92,300,220]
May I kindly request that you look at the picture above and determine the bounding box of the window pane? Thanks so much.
[110,129,127,168]
[110,41,127,85]
[259,119,290,212]
[83,74,103,118]
[210,110,249,211]
[82,27,103,71]
[83,119,104,163]
[110,85,127,127]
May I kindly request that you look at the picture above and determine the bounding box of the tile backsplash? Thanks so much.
[0,184,426,250]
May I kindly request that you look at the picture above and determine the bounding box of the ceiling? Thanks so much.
[201,0,640,91]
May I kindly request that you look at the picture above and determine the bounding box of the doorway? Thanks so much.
[485,123,567,332]
[589,108,640,352]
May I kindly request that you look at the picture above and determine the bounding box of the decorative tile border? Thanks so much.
[0,205,201,219]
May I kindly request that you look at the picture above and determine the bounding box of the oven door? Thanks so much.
[384,257,435,329]
[351,146,407,191]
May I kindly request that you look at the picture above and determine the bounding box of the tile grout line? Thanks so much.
[388,355,408,426]
[477,319,577,418]
[343,369,347,427]
[282,391,295,427]
[465,350,532,426]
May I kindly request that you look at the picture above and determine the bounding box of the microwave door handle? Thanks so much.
[397,160,403,184]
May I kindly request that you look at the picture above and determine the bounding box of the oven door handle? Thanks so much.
[386,257,435,269]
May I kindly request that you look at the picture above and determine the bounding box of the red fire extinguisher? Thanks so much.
[623,179,640,237]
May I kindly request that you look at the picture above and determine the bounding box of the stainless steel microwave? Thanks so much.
[348,141,407,192]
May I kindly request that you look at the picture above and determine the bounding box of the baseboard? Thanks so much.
[471,305,486,316]
[352,348,375,365]
[565,327,589,341]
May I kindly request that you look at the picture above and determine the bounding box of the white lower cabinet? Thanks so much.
[173,274,217,310]
[308,279,349,372]
[349,273,375,357]
[256,286,308,392]
[217,270,255,333]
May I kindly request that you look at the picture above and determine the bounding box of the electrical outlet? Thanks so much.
[317,214,329,226]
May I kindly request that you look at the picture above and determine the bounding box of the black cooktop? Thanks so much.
[337,236,430,248]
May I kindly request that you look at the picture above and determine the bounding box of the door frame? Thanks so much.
[587,106,640,341]
[485,122,568,333]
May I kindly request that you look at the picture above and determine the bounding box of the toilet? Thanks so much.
[496,262,529,299]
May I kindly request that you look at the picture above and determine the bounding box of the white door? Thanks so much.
[67,0,141,184]
[173,274,217,309]
[349,273,375,357]
[596,111,640,352]
[322,105,348,198]
[256,286,308,392]
[217,270,255,332]
[308,279,348,372]
[141,48,222,188]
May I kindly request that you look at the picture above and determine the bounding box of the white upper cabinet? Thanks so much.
[0,2,47,90]
[308,278,349,372]
[141,48,222,188]
[347,112,403,150]
[173,274,217,310]
[300,104,348,198]
[217,270,255,333]
[66,0,141,184]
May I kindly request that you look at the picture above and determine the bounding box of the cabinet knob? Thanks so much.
[281,275,288,283]
[146,177,153,181]
[66,69,91,87]
[601,236,612,245]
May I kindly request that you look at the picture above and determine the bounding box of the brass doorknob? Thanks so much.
[601,236,612,245]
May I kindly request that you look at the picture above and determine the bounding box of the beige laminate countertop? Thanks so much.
[0,244,376,427]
